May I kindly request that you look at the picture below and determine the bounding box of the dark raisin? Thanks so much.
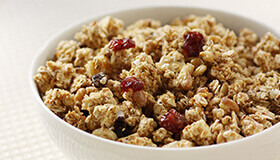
[120,77,144,94]
[142,104,154,118]
[160,109,187,133]
[91,72,106,88]
[172,132,181,140]
[78,43,88,48]
[114,116,132,137]
[182,31,205,57]
[80,110,89,117]
[109,38,135,51]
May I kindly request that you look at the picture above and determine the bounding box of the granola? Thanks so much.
[34,15,280,147]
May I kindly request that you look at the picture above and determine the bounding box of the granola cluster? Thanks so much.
[34,15,280,148]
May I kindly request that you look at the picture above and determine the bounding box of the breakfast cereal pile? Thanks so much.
[34,15,280,147]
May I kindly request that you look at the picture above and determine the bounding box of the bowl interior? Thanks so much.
[30,6,280,153]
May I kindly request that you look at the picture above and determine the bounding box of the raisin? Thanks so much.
[78,43,87,48]
[182,31,205,57]
[80,110,89,117]
[160,109,187,133]
[114,116,132,137]
[109,38,135,51]
[91,72,107,88]
[120,77,144,94]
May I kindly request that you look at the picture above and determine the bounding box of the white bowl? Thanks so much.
[30,6,280,160]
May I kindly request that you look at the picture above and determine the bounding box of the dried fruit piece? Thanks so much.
[114,116,132,137]
[80,110,89,117]
[160,109,187,133]
[182,32,205,57]
[120,77,144,94]
[91,72,107,88]
[109,38,135,51]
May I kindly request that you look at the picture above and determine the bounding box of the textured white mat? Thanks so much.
[0,0,280,159]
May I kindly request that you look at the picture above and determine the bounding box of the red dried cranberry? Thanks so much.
[182,31,205,57]
[114,116,132,137]
[120,77,144,94]
[109,38,135,51]
[160,109,187,133]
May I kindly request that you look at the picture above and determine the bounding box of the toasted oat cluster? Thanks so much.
[34,15,280,148]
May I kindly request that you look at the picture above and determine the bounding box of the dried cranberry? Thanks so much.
[160,109,187,133]
[182,31,205,57]
[245,100,251,103]
[109,38,135,51]
[91,72,106,88]
[114,116,132,137]
[120,77,144,94]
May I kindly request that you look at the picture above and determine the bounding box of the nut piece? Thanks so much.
[132,91,147,107]
[219,97,239,113]
[92,128,118,140]
[162,139,195,148]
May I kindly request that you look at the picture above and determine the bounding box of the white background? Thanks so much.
[1,0,280,159]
